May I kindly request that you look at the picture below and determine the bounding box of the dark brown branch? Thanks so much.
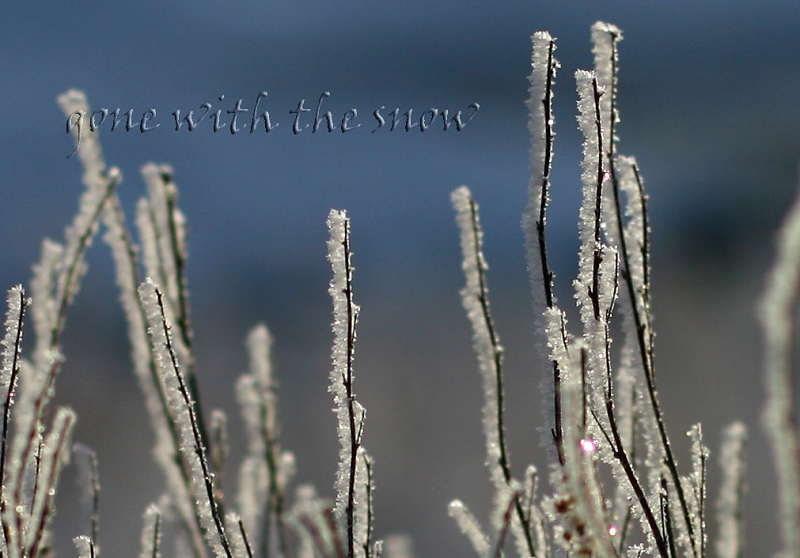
[105,190,206,558]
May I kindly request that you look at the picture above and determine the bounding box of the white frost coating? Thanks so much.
[1,287,27,400]
[30,240,61,358]
[552,344,616,558]
[224,513,249,558]
[103,176,204,555]
[136,197,162,293]
[686,424,709,557]
[72,443,99,544]
[139,278,228,558]
[57,90,107,185]
[448,500,490,556]
[237,323,296,557]
[523,465,548,556]
[525,31,557,213]
[544,306,571,371]
[521,32,567,453]
[451,186,508,495]
[73,535,93,558]
[235,323,276,541]
[235,399,267,540]
[575,69,617,324]
[235,452,267,550]
[328,210,368,552]
[590,22,623,251]
[327,208,351,523]
[103,195,151,391]
[246,324,275,417]
[279,450,296,491]
[353,447,372,558]
[522,31,559,311]
[575,69,603,242]
[573,69,621,433]
[139,504,162,558]
[287,484,335,558]
[50,91,120,367]
[591,22,622,151]
[26,407,75,554]
[382,534,415,558]
[140,165,192,368]
[618,157,647,297]
[716,421,746,558]
[609,364,639,530]
[141,164,181,310]
[760,180,800,558]
[453,185,531,558]
[490,480,526,558]
[574,69,608,318]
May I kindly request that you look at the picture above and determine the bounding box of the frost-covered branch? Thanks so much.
[760,177,800,558]
[139,279,233,558]
[237,323,294,558]
[327,210,373,558]
[452,186,538,557]
[716,422,746,558]
[522,30,567,465]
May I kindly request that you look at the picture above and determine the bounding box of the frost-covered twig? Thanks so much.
[73,443,101,557]
[327,210,373,558]
[237,323,294,558]
[590,24,699,555]
[0,286,29,516]
[139,279,233,558]
[139,165,210,463]
[452,186,537,557]
[522,31,567,465]
[139,505,162,558]
[760,176,800,558]
[715,422,746,558]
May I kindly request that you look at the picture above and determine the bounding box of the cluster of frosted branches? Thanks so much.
[447,22,799,558]
[0,90,391,558]
[0,18,798,558]
[0,85,119,557]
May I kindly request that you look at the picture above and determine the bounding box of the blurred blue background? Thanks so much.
[2,1,799,556]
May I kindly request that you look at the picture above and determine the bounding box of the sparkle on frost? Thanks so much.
[579,438,597,453]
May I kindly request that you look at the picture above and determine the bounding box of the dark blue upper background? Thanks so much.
[4,1,798,286]
[1,2,798,556]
